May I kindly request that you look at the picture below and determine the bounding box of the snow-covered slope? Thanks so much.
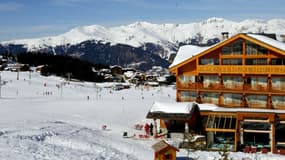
[1,71,285,159]
[2,17,285,52]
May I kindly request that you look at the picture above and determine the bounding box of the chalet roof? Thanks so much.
[247,34,285,51]
[169,33,285,72]
[152,140,179,152]
[146,101,199,120]
[169,45,210,68]
[147,102,285,117]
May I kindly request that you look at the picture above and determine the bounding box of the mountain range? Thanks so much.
[1,17,285,70]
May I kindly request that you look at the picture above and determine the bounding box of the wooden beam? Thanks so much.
[243,119,269,123]
[205,128,236,132]
[243,129,271,133]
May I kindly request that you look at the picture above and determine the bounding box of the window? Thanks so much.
[222,58,242,65]
[222,76,243,88]
[180,91,197,101]
[245,58,267,65]
[206,114,237,150]
[206,115,237,129]
[272,95,285,108]
[223,93,242,105]
[271,58,285,65]
[222,40,243,55]
[200,58,219,65]
[246,76,267,89]
[272,77,285,90]
[203,76,219,88]
[179,75,195,84]
[246,41,268,55]
[246,94,267,108]
[201,92,219,104]
[276,123,285,143]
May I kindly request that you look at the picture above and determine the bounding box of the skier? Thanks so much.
[149,123,154,136]
[144,123,150,135]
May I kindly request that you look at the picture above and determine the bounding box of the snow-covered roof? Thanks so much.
[170,33,285,70]
[150,101,195,114]
[208,106,285,114]
[247,34,285,51]
[169,45,210,68]
[197,103,285,114]
[150,101,285,115]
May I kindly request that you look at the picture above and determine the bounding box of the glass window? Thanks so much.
[258,46,267,55]
[222,47,231,55]
[246,41,257,55]
[206,115,236,129]
[202,92,219,104]
[272,95,285,108]
[222,59,242,65]
[179,75,195,84]
[246,94,267,108]
[224,93,242,104]
[222,40,243,55]
[200,58,219,65]
[271,58,283,65]
[256,59,267,65]
[276,123,285,143]
[242,122,270,130]
[180,91,197,101]
[246,41,268,55]
[246,59,267,65]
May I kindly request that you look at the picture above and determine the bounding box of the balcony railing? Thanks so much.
[197,65,285,75]
[177,81,285,93]
[220,102,245,108]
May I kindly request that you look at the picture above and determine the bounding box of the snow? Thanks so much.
[169,45,210,68]
[247,34,285,51]
[0,71,285,160]
[2,17,285,58]
[150,101,194,114]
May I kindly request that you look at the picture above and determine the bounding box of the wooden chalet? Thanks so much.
[168,33,285,152]
[152,140,179,160]
[147,102,202,134]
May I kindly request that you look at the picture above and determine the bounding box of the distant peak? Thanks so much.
[205,17,225,23]
[128,21,153,27]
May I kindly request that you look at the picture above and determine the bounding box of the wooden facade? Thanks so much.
[152,140,179,160]
[169,33,285,152]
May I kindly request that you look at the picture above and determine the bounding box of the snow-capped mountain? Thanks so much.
[2,17,285,50]
[1,17,285,70]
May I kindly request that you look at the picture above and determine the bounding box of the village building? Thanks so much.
[149,33,285,153]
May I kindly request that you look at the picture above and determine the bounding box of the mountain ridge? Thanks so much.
[1,17,285,71]
[2,17,285,51]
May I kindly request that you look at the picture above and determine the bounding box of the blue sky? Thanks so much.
[0,0,284,41]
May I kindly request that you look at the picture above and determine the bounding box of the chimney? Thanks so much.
[280,35,285,43]
[221,32,229,40]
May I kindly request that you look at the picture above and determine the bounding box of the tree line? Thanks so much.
[16,52,109,82]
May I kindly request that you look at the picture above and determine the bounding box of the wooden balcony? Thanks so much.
[177,81,285,94]
[221,102,245,108]
[197,65,285,75]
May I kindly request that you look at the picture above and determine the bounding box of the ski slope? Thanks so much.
[0,71,285,160]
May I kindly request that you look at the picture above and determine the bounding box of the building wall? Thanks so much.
[175,38,285,109]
